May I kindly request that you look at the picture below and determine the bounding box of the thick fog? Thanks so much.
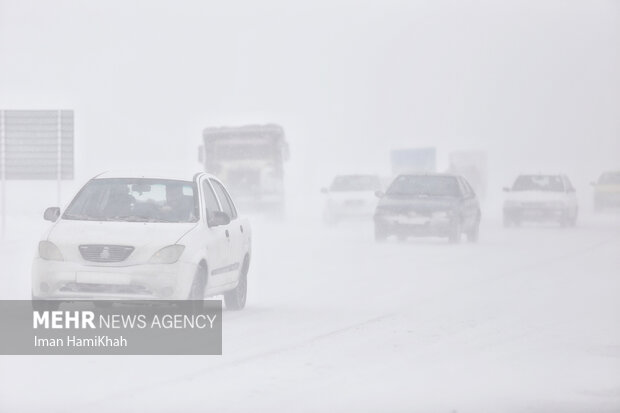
[1,1,619,412]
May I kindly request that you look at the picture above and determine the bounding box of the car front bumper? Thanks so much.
[595,193,620,208]
[31,258,198,301]
[374,214,453,237]
[503,206,566,222]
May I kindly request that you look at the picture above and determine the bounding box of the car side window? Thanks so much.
[202,181,221,224]
[210,179,237,219]
[457,177,470,198]
[462,178,475,198]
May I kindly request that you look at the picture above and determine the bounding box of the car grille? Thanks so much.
[79,245,135,263]
[521,202,546,209]
[60,282,150,295]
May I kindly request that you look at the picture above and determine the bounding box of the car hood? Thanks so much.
[45,220,197,265]
[505,190,568,202]
[377,195,459,214]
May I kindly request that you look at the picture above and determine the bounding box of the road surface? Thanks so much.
[1,212,619,412]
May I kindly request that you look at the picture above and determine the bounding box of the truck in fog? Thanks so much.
[390,147,436,175]
[448,151,488,199]
[199,124,289,214]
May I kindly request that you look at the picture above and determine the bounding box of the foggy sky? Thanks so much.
[0,0,618,195]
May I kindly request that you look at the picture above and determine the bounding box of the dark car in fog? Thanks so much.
[373,174,481,243]
[592,170,620,211]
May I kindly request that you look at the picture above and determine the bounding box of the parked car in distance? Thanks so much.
[503,174,578,227]
[321,174,382,225]
[373,174,481,243]
[592,171,620,211]
[32,171,251,310]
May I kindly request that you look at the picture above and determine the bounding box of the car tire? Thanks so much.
[188,262,208,300]
[374,224,388,242]
[570,208,578,227]
[560,210,572,227]
[467,218,480,243]
[225,257,248,311]
[448,220,461,244]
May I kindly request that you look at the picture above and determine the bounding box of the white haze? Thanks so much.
[0,1,619,412]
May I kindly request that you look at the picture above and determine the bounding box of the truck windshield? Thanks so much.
[212,142,274,160]
[386,175,460,197]
[512,175,564,192]
[62,178,199,223]
[330,175,381,191]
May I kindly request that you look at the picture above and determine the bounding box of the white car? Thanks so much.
[503,174,578,227]
[321,175,382,224]
[32,171,251,310]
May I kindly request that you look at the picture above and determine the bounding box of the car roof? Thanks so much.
[516,173,564,177]
[397,173,459,178]
[334,174,379,178]
[93,170,215,182]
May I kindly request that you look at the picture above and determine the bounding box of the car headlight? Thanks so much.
[39,241,64,261]
[149,245,185,264]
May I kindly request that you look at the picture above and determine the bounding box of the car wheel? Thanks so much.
[448,220,461,244]
[467,219,480,243]
[560,210,571,227]
[570,208,578,227]
[225,257,248,311]
[188,262,208,300]
[374,224,388,242]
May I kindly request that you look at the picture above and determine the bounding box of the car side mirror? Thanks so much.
[502,187,511,192]
[43,207,60,222]
[320,187,329,194]
[375,190,385,198]
[209,211,231,227]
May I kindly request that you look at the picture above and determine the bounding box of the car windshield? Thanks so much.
[62,178,199,223]
[599,172,620,185]
[330,175,381,191]
[512,175,564,192]
[386,175,460,197]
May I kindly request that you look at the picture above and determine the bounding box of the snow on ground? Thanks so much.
[1,211,619,412]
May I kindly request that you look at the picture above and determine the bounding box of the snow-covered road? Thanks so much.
[1,214,619,412]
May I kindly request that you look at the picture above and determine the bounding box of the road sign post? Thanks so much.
[0,110,74,238]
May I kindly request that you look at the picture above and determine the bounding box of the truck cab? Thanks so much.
[199,124,289,215]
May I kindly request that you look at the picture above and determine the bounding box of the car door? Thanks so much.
[200,177,233,289]
[209,178,243,285]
